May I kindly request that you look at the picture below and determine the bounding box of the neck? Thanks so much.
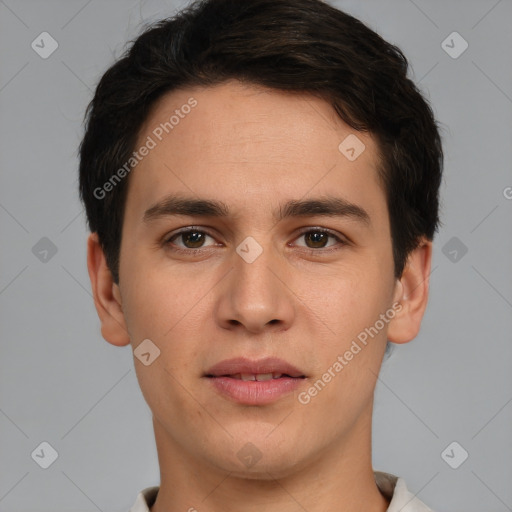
[150,405,389,512]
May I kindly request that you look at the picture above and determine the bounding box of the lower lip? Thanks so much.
[206,376,304,405]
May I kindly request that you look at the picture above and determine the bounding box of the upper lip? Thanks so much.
[205,357,305,378]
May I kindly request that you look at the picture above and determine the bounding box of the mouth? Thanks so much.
[204,356,306,379]
[207,372,305,381]
[204,357,306,405]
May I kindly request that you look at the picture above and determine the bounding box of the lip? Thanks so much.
[205,357,305,378]
[204,357,306,405]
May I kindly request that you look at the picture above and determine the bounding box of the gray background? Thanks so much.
[1,0,511,511]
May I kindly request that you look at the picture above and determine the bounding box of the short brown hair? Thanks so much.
[79,0,444,283]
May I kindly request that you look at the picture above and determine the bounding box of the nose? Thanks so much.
[215,239,296,334]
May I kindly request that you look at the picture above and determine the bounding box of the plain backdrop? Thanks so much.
[1,0,511,511]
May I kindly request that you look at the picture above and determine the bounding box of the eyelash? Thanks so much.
[162,226,348,255]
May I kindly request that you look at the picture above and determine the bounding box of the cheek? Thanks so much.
[126,272,203,411]
[308,265,391,344]
[120,255,202,339]
[121,263,211,385]
[301,276,388,420]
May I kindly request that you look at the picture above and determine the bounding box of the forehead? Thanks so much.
[126,80,386,223]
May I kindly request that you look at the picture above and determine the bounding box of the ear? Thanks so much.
[387,237,432,344]
[86,232,131,346]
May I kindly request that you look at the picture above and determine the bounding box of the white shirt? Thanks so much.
[129,471,434,511]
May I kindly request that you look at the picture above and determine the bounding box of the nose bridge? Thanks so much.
[235,235,279,305]
[217,235,294,331]
[236,238,276,296]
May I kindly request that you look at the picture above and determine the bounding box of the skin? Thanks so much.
[87,80,432,512]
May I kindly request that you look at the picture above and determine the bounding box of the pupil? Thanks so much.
[184,232,204,248]
[307,232,327,248]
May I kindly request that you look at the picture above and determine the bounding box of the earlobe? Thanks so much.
[387,238,432,344]
[86,233,131,347]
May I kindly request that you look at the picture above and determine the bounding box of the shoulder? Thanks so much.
[375,471,435,512]
[128,486,159,512]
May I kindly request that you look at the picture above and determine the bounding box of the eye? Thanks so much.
[293,228,345,250]
[165,228,217,251]
[163,226,347,254]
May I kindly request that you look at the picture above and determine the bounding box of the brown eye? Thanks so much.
[304,231,330,248]
[180,231,206,248]
[295,229,342,250]
[166,229,216,250]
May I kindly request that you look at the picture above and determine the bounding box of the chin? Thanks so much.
[205,434,310,480]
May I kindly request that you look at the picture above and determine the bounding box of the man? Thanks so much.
[79,0,443,510]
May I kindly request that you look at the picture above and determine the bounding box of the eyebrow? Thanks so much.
[143,194,371,226]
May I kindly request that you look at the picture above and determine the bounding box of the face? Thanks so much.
[94,80,420,478]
